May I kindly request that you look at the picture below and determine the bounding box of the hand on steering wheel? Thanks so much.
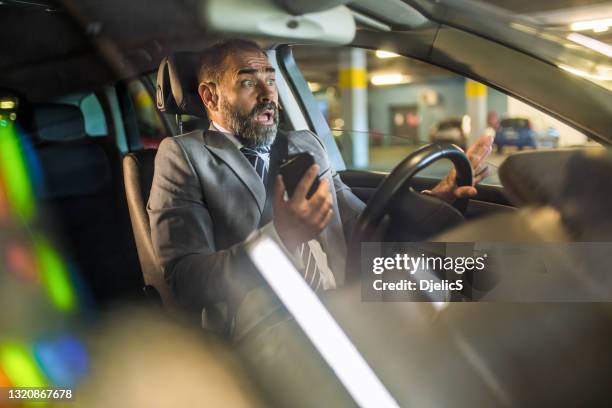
[427,134,494,203]
[346,141,476,281]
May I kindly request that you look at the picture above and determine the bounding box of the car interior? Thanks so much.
[2,0,608,300]
[2,0,612,405]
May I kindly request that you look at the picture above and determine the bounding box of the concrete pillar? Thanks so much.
[338,48,368,169]
[465,79,487,144]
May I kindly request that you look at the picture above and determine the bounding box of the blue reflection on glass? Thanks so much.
[34,335,89,387]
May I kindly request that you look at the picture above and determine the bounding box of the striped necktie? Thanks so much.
[299,240,324,291]
[240,145,270,186]
[240,144,324,291]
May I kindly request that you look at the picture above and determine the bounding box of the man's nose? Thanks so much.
[257,83,276,103]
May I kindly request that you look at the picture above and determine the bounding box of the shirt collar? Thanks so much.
[210,121,243,149]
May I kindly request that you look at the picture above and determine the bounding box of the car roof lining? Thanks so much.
[2,0,423,101]
[0,0,218,101]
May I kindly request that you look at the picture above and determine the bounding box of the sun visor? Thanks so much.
[201,0,356,45]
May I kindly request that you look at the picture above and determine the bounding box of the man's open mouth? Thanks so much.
[254,109,275,125]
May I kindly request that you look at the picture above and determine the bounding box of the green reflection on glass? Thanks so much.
[0,121,36,221]
[35,236,76,312]
[0,342,47,387]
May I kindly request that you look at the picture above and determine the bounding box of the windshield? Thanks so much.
[294,45,599,185]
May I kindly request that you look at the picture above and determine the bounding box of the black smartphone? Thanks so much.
[279,152,320,199]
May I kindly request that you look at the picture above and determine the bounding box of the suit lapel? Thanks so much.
[259,131,288,226]
[202,130,266,213]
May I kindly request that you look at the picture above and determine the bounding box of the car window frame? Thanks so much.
[116,75,173,152]
[272,45,347,171]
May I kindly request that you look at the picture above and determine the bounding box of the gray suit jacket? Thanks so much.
[148,129,365,315]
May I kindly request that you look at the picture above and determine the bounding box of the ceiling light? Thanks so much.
[570,18,612,33]
[375,50,400,59]
[559,64,612,81]
[308,82,322,92]
[371,74,410,86]
[567,33,612,58]
[461,115,472,138]
[0,100,16,110]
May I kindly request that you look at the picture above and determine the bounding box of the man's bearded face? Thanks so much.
[220,97,279,148]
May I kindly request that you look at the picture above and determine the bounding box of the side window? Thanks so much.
[57,93,108,137]
[126,79,169,148]
[294,46,596,185]
[79,94,107,136]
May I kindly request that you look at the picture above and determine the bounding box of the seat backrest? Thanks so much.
[124,52,209,310]
[123,149,177,307]
[32,103,143,304]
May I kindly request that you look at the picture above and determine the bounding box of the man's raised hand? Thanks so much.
[429,134,494,202]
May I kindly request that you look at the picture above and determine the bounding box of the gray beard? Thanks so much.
[220,98,279,148]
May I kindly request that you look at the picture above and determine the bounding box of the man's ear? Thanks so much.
[198,82,218,112]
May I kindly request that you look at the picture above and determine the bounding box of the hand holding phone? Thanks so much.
[273,154,334,251]
[279,152,321,199]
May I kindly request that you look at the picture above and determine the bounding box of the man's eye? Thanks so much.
[266,78,276,86]
[241,80,255,87]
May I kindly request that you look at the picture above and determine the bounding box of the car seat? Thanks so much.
[123,52,208,310]
[32,103,143,304]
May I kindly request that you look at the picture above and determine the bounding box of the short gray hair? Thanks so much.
[197,39,265,85]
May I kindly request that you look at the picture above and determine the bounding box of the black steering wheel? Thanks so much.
[346,143,473,281]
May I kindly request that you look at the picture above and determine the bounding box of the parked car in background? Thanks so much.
[537,126,560,148]
[429,117,468,150]
[494,117,537,153]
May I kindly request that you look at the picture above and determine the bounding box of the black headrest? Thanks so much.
[32,103,86,142]
[156,52,208,119]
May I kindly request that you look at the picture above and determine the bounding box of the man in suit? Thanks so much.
[148,39,492,323]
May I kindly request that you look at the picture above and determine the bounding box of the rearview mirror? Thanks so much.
[201,0,356,45]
